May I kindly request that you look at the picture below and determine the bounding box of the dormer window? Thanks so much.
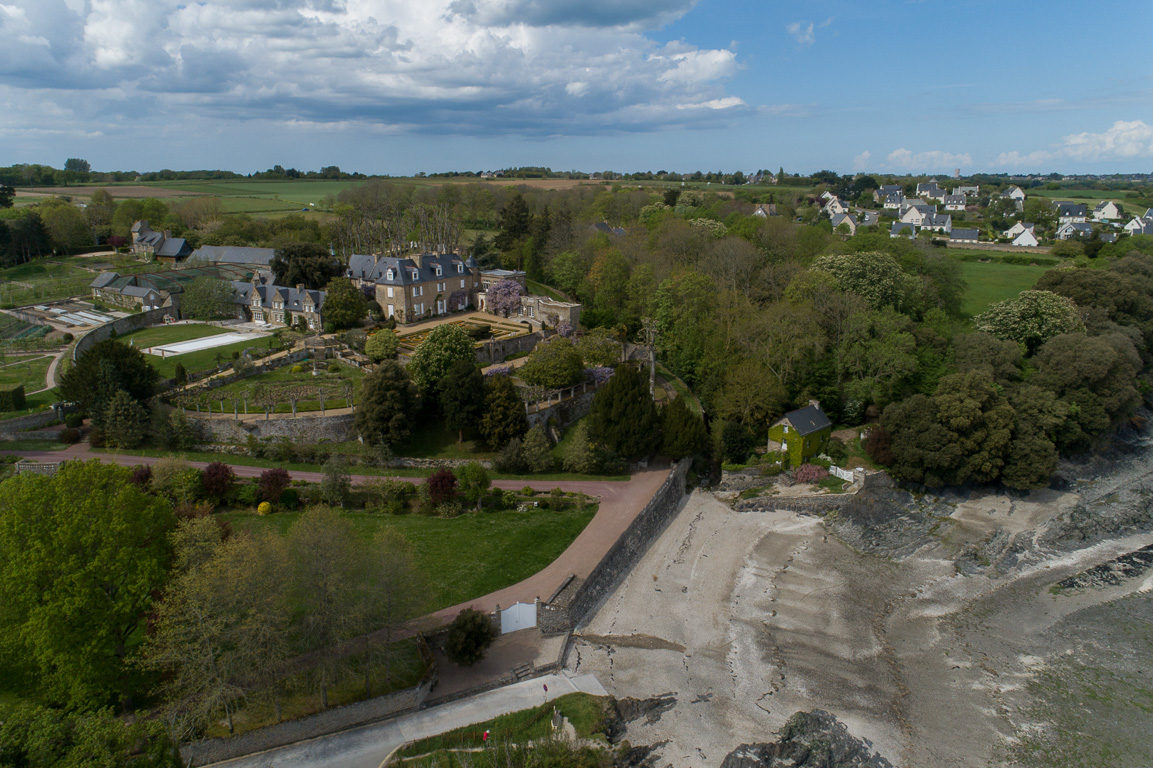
[435,266,442,277]
[457,264,464,273]
[411,270,419,280]
[386,269,394,280]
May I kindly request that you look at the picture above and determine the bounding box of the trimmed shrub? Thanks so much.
[327,361,341,373]
[0,385,26,412]
[64,413,83,429]
[58,428,81,444]
[257,501,272,515]
[279,487,300,509]
[200,461,236,503]
[426,468,458,506]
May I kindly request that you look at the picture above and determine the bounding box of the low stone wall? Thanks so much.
[72,308,173,362]
[386,457,495,470]
[186,412,357,442]
[184,639,437,766]
[476,329,547,365]
[525,388,597,430]
[0,409,62,434]
[539,458,691,633]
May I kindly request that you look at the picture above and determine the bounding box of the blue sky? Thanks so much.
[1,0,1151,176]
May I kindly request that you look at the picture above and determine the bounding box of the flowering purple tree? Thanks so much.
[488,279,524,317]
[556,321,573,338]
[448,289,469,311]
[585,367,614,384]
[484,366,512,378]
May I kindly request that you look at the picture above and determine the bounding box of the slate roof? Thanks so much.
[783,404,831,437]
[951,228,980,241]
[831,212,856,229]
[155,238,191,259]
[891,222,916,237]
[233,281,325,312]
[90,271,118,289]
[1101,233,1119,243]
[943,194,967,207]
[347,252,469,286]
[925,213,952,229]
[1056,202,1088,217]
[878,185,902,195]
[191,245,276,266]
[121,286,157,298]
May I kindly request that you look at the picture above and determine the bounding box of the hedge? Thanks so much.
[0,385,26,412]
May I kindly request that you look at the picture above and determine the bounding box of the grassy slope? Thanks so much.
[0,356,52,391]
[221,504,597,612]
[192,365,364,413]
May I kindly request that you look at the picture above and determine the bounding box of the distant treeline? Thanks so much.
[0,163,369,188]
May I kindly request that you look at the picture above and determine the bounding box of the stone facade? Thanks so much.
[185,412,357,443]
[348,252,481,324]
[475,293,582,328]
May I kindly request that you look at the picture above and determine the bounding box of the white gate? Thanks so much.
[829,466,855,482]
[501,601,537,634]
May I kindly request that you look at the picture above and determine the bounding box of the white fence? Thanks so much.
[829,466,855,483]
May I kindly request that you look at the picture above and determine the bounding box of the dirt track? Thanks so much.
[569,482,1153,767]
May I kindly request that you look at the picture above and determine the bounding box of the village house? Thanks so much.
[766,403,832,467]
[752,203,779,217]
[899,201,936,226]
[873,184,903,204]
[188,245,277,269]
[882,193,905,210]
[921,213,953,234]
[943,194,967,211]
[1092,201,1122,221]
[1057,221,1094,240]
[1010,224,1039,247]
[1056,202,1088,224]
[830,212,857,235]
[891,222,917,239]
[916,181,946,201]
[950,228,980,243]
[130,220,192,262]
[953,185,979,197]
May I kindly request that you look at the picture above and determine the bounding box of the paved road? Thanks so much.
[202,672,608,768]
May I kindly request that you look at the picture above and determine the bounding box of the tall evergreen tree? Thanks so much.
[587,364,659,460]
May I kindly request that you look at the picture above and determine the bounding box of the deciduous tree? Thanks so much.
[322,276,368,331]
[0,460,175,708]
[407,324,475,396]
[518,335,583,389]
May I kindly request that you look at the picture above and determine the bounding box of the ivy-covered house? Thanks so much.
[767,403,832,467]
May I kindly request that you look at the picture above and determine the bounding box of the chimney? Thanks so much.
[295,283,305,292]
[809,399,821,410]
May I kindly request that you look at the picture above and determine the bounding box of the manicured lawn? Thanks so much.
[118,323,278,378]
[220,504,598,612]
[0,355,52,391]
[526,279,568,302]
[187,364,364,413]
[957,259,1050,318]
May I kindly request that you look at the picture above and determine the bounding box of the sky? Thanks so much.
[1,0,1152,176]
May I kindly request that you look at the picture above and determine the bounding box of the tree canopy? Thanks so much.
[407,324,475,396]
[322,276,368,331]
[271,243,343,290]
[0,460,175,708]
[59,339,159,422]
[356,360,419,449]
[587,364,659,461]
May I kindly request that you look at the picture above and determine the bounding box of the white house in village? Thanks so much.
[1004,186,1026,202]
[943,194,967,211]
[921,213,953,234]
[1092,201,1122,221]
[899,201,936,226]
[882,193,905,210]
[1124,216,1153,234]
[953,185,979,197]
[950,228,980,243]
[1010,224,1039,247]
[1056,202,1088,224]
[1004,221,1034,238]
[890,222,917,239]
[1056,221,1094,240]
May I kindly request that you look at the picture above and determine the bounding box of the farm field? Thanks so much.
[221,503,598,612]
[957,259,1050,318]
[140,179,366,208]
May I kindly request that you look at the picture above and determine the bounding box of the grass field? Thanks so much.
[221,503,598,612]
[189,364,363,413]
[141,179,367,209]
[958,259,1051,318]
[0,355,52,392]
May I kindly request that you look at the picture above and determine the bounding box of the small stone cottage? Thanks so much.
[767,402,832,467]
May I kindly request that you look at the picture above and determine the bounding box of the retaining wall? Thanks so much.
[71,308,172,362]
[539,458,691,633]
[186,411,357,442]
[525,388,597,430]
[185,639,437,766]
[476,329,547,365]
[0,409,62,434]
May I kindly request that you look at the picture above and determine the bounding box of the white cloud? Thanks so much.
[0,0,746,137]
[786,21,814,45]
[852,151,871,171]
[996,120,1153,168]
[886,148,972,171]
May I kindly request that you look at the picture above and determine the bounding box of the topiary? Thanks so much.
[327,361,341,373]
[58,428,81,444]
[257,501,272,515]
[292,364,304,373]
